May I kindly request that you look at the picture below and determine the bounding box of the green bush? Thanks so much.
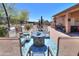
[0,21,4,25]
[0,27,7,37]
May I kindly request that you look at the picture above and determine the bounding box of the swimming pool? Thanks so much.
[20,32,57,56]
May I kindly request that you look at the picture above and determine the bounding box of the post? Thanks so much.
[48,47,50,56]
[40,16,43,28]
[54,18,56,29]
[48,47,53,56]
[65,13,69,33]
[2,3,10,30]
[29,48,31,56]
[2,3,10,37]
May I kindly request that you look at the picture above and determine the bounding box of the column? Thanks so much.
[54,17,56,29]
[65,13,69,33]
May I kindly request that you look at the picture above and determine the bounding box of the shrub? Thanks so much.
[25,24,32,31]
[0,22,2,25]
[0,27,7,37]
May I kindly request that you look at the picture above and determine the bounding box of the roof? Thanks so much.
[52,3,79,17]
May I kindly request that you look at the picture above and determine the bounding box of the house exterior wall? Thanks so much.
[55,16,65,26]
[70,10,79,26]
[52,4,79,33]
[70,17,75,26]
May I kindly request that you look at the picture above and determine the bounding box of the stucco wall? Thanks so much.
[48,26,70,44]
[58,37,79,56]
[0,38,21,56]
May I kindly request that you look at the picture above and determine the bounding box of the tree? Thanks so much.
[0,3,29,25]
[0,3,16,17]
[10,16,19,24]
[3,3,16,17]
[0,12,2,16]
[19,10,29,23]
[44,20,50,25]
[10,10,29,25]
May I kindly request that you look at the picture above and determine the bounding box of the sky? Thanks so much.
[15,3,76,22]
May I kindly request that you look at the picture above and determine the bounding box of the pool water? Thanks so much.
[20,32,57,56]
